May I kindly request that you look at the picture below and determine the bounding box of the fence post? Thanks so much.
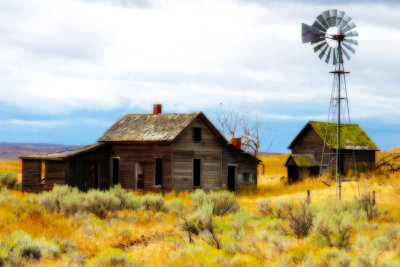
[307,189,311,203]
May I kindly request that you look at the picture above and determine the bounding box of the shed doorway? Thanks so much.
[227,165,236,192]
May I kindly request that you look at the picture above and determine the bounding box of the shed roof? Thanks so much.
[289,121,379,151]
[285,154,320,167]
[97,112,227,143]
[20,143,106,161]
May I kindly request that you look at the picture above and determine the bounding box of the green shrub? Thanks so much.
[354,193,378,221]
[0,231,60,265]
[87,248,136,267]
[207,191,239,216]
[140,195,166,212]
[257,198,291,219]
[0,172,18,189]
[60,191,85,216]
[0,187,17,203]
[54,238,77,253]
[287,200,314,239]
[189,189,207,209]
[110,184,140,210]
[82,190,121,219]
[196,203,220,249]
[39,185,76,213]
[180,213,200,243]
[231,209,249,240]
[168,198,186,215]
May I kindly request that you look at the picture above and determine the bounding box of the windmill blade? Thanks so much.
[316,14,329,29]
[345,31,358,37]
[342,21,356,33]
[314,42,326,52]
[329,9,337,26]
[325,47,332,64]
[318,44,329,59]
[336,11,345,26]
[312,21,327,33]
[323,10,333,27]
[343,38,358,46]
[311,38,325,45]
[342,42,355,54]
[341,47,351,60]
[333,49,337,65]
[302,23,324,43]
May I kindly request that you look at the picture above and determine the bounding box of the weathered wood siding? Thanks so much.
[291,124,331,167]
[67,145,110,191]
[110,143,173,192]
[338,149,375,173]
[222,146,258,189]
[172,119,222,191]
[22,159,44,192]
[45,161,65,186]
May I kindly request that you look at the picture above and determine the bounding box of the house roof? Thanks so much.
[20,143,106,161]
[97,112,227,143]
[288,121,379,151]
[21,111,260,163]
[285,154,320,167]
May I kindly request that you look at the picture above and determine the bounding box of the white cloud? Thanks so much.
[0,0,398,125]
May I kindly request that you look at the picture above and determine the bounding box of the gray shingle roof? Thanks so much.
[97,112,202,142]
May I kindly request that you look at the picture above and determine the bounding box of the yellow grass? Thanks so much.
[0,161,22,180]
[1,153,400,266]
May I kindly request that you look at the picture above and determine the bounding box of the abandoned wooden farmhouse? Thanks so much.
[21,105,260,192]
[285,121,378,182]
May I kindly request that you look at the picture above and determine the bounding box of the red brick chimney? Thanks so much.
[231,138,241,149]
[153,104,162,115]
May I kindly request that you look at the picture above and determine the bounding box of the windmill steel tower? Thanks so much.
[301,10,359,200]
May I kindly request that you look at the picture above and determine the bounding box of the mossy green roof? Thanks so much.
[293,156,313,167]
[310,121,378,151]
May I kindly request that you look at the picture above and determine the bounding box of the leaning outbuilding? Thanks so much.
[285,121,378,182]
[21,105,260,192]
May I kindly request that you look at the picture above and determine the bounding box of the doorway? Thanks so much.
[135,162,144,190]
[227,165,236,192]
[89,162,99,189]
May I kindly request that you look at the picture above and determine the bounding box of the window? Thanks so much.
[112,158,120,185]
[193,159,201,187]
[155,158,163,185]
[243,172,250,182]
[40,162,46,184]
[193,127,202,142]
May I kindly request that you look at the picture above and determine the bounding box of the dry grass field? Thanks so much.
[1,153,400,266]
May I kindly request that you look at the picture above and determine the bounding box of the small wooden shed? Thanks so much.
[286,121,378,182]
[21,105,260,192]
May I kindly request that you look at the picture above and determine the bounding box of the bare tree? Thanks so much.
[214,104,268,156]
[375,152,400,174]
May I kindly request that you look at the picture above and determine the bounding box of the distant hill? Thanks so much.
[0,142,78,161]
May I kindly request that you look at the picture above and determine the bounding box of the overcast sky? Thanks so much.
[0,0,399,152]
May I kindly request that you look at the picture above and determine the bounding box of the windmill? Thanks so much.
[302,10,359,200]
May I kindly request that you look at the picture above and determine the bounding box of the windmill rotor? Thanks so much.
[302,9,358,64]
